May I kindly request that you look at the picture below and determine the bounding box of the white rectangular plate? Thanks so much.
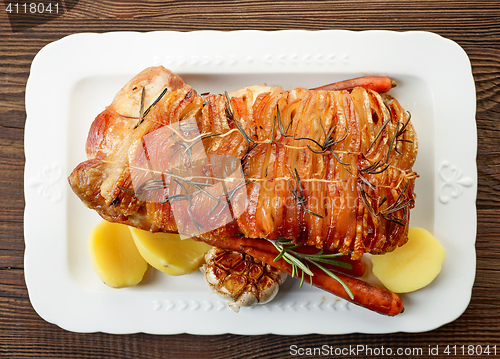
[24,30,477,334]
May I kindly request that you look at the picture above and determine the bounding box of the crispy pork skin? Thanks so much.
[69,66,418,259]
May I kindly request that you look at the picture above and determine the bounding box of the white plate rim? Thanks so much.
[24,30,477,335]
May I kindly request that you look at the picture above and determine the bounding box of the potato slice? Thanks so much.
[371,227,446,293]
[88,220,148,288]
[129,227,212,276]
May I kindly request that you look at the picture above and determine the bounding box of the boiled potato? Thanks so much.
[371,227,446,293]
[129,227,212,276]
[88,220,148,288]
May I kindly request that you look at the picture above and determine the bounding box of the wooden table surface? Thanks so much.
[1,1,499,358]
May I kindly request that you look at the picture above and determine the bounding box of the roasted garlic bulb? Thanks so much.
[202,247,287,312]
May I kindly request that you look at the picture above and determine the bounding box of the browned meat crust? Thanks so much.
[68,66,418,260]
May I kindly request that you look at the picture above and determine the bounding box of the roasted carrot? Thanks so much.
[196,236,366,277]
[311,76,396,93]
[242,246,404,316]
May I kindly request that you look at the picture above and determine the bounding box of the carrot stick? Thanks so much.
[196,236,366,277]
[242,246,404,316]
[311,76,396,93]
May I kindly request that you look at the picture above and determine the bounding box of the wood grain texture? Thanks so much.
[1,0,499,358]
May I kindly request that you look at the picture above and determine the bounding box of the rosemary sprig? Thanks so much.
[359,185,377,218]
[359,158,390,176]
[396,112,411,138]
[145,87,169,116]
[234,119,255,144]
[385,118,400,164]
[359,179,413,227]
[270,109,277,145]
[118,179,170,197]
[160,193,190,205]
[379,181,412,226]
[360,106,408,177]
[394,112,413,155]
[139,87,146,118]
[220,179,254,202]
[134,87,169,129]
[178,119,200,132]
[240,143,257,164]
[366,117,391,153]
[271,238,354,299]
[276,105,293,138]
[294,117,349,166]
[287,166,324,219]
[224,91,233,120]
[180,132,222,166]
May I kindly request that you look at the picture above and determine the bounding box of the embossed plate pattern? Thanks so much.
[24,30,477,334]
